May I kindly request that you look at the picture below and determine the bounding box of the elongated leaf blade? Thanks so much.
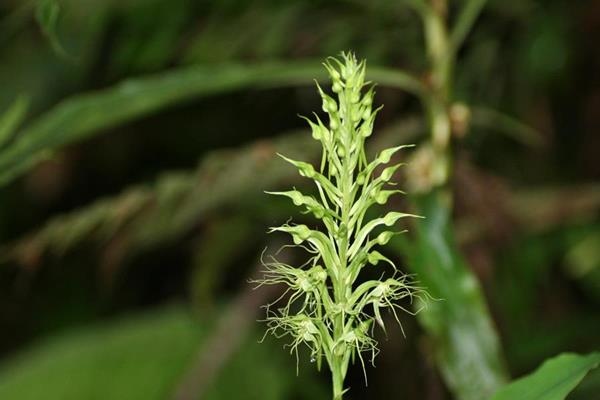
[0,95,29,148]
[35,0,68,56]
[0,62,421,187]
[395,190,509,400]
[491,352,600,400]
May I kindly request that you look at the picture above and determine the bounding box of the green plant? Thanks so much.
[257,52,427,399]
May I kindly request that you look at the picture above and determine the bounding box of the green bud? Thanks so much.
[341,66,350,80]
[328,66,341,81]
[356,172,366,185]
[300,164,315,178]
[380,164,401,181]
[332,81,342,93]
[351,108,362,124]
[362,107,371,121]
[376,231,394,245]
[378,147,398,164]
[326,98,337,113]
[367,250,395,269]
[374,190,401,205]
[329,163,338,176]
[359,121,373,137]
[330,118,339,130]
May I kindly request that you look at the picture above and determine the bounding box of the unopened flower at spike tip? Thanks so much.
[258,52,429,400]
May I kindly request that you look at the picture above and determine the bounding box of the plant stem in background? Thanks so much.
[401,1,510,399]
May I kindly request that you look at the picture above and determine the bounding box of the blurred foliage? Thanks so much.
[0,61,422,187]
[491,352,600,400]
[0,0,598,399]
[397,191,508,400]
[0,96,29,149]
[0,306,327,400]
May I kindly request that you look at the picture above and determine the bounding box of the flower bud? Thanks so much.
[351,108,362,124]
[376,231,394,245]
[324,98,337,113]
[329,163,337,176]
[362,107,371,121]
[380,164,400,181]
[356,172,366,185]
[359,121,373,137]
[298,163,315,178]
[330,118,339,130]
[332,81,342,93]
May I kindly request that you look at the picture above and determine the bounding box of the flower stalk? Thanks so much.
[258,52,427,399]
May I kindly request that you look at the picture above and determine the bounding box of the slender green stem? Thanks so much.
[332,360,345,400]
[328,87,355,399]
[419,0,452,186]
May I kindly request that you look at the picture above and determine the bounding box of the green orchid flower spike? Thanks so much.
[259,52,428,400]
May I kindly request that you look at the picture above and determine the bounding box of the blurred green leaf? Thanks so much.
[491,352,600,400]
[0,130,317,269]
[35,0,68,57]
[508,185,600,233]
[451,0,488,52]
[565,230,600,280]
[494,222,600,371]
[0,62,422,187]
[0,95,29,149]
[0,306,323,400]
[190,216,255,309]
[396,190,508,400]
[470,105,544,147]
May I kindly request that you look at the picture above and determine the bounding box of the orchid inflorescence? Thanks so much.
[257,52,428,399]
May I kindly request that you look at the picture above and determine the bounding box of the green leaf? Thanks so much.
[491,352,600,400]
[451,0,488,52]
[35,0,68,57]
[190,216,255,309]
[0,306,324,400]
[395,190,509,400]
[0,95,29,149]
[0,62,422,187]
[471,105,544,147]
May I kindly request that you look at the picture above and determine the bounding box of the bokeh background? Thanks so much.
[0,0,598,399]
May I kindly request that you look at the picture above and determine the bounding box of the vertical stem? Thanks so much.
[423,0,452,186]
[328,85,355,400]
[331,358,345,400]
[330,310,347,400]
